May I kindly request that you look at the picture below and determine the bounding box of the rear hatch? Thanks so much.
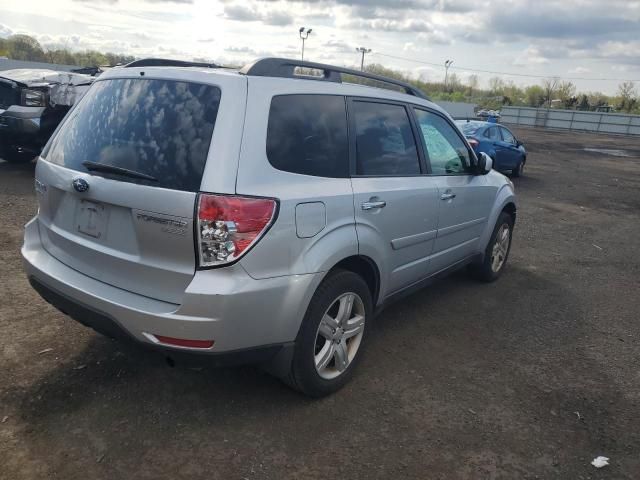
[35,71,244,304]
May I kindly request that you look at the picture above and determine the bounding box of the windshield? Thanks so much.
[43,78,221,192]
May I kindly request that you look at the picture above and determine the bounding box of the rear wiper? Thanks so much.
[82,161,158,182]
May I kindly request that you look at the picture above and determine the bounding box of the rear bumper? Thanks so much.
[28,277,287,367]
[22,217,323,356]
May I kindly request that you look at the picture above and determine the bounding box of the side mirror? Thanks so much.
[477,152,493,175]
[516,139,523,147]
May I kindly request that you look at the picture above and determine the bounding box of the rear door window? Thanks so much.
[352,101,420,176]
[266,94,349,178]
[44,78,221,192]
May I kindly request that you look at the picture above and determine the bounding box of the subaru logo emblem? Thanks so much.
[72,177,89,193]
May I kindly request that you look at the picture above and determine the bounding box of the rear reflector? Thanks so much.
[154,335,214,349]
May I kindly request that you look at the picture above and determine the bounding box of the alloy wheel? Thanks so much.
[314,292,366,380]
[491,223,511,273]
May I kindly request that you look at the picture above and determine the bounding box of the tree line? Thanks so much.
[0,34,134,70]
[363,64,639,114]
[1,33,637,114]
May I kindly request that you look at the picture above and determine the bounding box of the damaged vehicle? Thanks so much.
[0,69,96,163]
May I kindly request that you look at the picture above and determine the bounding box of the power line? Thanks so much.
[371,51,640,83]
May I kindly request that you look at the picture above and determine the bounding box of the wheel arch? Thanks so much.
[326,255,381,307]
[502,201,517,224]
[479,185,517,253]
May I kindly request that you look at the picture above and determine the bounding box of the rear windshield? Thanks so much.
[456,122,481,136]
[43,78,221,192]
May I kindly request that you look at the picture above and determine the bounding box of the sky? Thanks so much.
[1,0,639,94]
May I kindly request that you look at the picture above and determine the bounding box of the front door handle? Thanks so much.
[440,192,456,201]
[361,200,387,210]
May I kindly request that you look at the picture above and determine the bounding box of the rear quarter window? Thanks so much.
[43,78,221,192]
[266,94,349,178]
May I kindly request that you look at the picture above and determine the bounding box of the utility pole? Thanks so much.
[444,59,453,90]
[356,47,371,71]
[299,27,312,61]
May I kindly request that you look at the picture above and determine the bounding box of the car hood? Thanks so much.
[0,69,96,107]
[0,69,95,87]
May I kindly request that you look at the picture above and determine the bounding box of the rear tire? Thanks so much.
[469,212,514,282]
[285,269,373,397]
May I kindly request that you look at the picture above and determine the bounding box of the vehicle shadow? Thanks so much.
[4,265,637,478]
[0,158,36,172]
[510,173,543,188]
[8,333,306,419]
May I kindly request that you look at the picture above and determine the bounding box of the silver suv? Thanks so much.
[22,58,516,397]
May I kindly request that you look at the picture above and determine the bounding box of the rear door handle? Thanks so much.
[440,192,456,200]
[361,200,387,210]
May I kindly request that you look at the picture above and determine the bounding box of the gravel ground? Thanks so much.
[1,127,639,479]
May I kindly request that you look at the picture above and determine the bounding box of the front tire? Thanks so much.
[469,212,514,282]
[285,269,373,397]
[511,158,525,177]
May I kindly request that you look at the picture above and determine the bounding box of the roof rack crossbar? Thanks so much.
[124,58,220,69]
[239,58,428,99]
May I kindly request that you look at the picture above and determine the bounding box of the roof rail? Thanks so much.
[239,57,429,100]
[124,58,220,69]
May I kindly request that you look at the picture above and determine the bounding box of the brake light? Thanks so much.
[197,193,277,267]
[467,138,479,148]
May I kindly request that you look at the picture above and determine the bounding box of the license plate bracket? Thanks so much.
[77,200,107,239]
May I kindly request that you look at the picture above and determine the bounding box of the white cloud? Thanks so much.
[512,46,550,66]
[569,66,591,74]
[0,0,638,94]
[0,24,14,38]
[222,2,293,26]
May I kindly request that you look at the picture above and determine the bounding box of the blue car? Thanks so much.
[455,120,527,177]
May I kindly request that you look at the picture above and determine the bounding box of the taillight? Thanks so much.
[467,138,479,148]
[197,193,277,267]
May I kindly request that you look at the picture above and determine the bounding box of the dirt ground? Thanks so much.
[1,127,639,479]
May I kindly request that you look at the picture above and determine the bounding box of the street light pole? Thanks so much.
[356,47,371,71]
[444,59,453,90]
[299,27,312,61]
